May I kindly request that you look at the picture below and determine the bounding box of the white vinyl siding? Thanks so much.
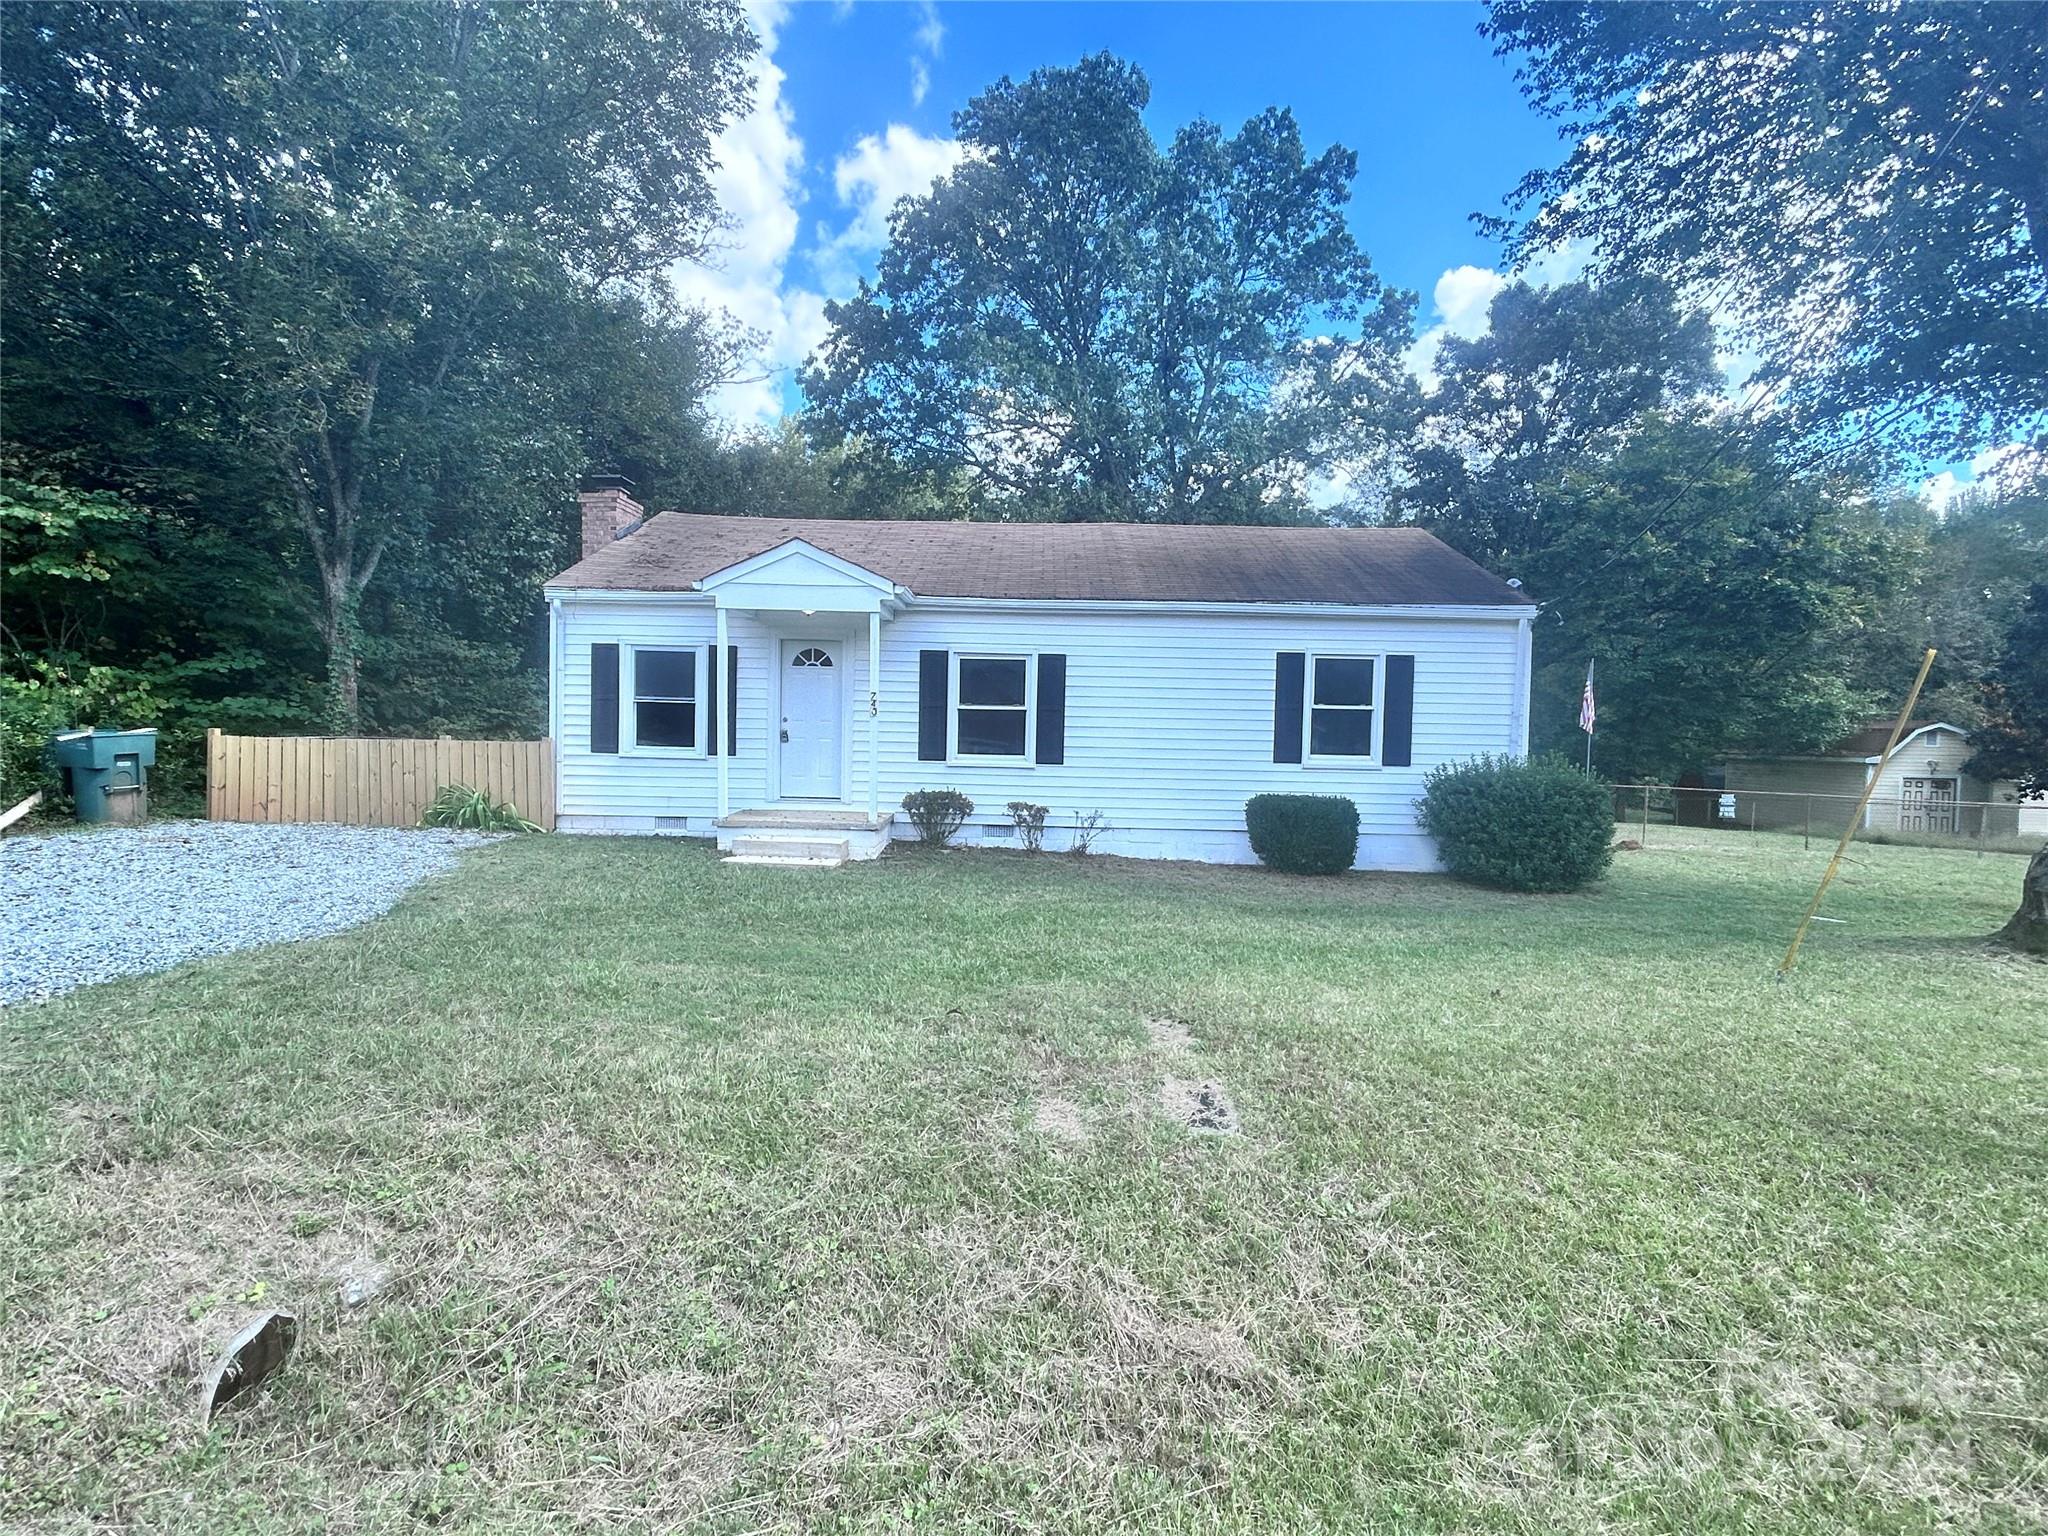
[1866,726,1977,829]
[553,597,1530,869]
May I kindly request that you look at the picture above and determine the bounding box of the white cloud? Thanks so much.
[1922,441,2047,512]
[1401,265,1508,388]
[914,0,943,56]
[1397,240,1594,391]
[668,0,829,428]
[665,0,965,429]
[907,1,942,106]
[812,124,964,286]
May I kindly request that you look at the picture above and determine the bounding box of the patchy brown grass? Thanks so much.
[1,830,2042,1532]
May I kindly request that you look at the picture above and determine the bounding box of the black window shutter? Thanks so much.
[1273,652,1305,763]
[705,644,719,756]
[726,644,739,756]
[918,650,948,761]
[590,643,620,754]
[1382,654,1415,767]
[1035,654,1067,764]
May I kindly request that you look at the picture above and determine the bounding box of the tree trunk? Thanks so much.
[1996,842,2048,955]
[312,554,364,733]
[320,615,360,732]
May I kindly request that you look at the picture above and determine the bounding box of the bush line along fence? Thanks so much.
[205,729,555,831]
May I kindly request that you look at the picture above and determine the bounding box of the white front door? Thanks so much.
[779,642,841,799]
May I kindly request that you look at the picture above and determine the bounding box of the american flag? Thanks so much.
[1579,660,1596,735]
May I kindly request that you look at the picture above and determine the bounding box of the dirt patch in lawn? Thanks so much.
[1160,1076,1240,1134]
[1031,1095,1090,1144]
[1145,1016,1195,1053]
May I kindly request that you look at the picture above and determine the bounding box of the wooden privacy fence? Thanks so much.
[206,729,555,830]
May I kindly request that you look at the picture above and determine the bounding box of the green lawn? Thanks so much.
[2,833,2044,1533]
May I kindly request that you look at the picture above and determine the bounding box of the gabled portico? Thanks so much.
[692,538,911,828]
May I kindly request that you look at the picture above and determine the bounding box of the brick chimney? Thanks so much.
[578,474,644,558]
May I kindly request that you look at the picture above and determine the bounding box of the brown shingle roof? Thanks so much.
[549,512,1533,607]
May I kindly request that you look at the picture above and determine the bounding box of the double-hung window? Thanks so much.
[1306,654,1379,762]
[952,653,1034,761]
[631,646,700,751]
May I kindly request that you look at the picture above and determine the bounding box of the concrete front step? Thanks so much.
[723,852,846,869]
[716,808,883,831]
[729,834,850,862]
[714,813,891,862]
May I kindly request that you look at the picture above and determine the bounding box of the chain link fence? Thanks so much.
[1608,783,2046,856]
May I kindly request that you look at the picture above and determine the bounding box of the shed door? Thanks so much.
[780,642,841,799]
[1901,776,1957,833]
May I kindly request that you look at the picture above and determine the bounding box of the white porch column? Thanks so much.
[716,603,730,821]
[867,609,882,824]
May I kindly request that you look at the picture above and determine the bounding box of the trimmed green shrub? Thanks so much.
[1419,754,1613,892]
[902,788,973,845]
[1245,794,1359,875]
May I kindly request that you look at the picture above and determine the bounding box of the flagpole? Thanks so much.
[1582,657,1595,776]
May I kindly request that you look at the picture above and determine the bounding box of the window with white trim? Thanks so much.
[952,653,1034,761]
[631,646,700,751]
[1306,654,1379,762]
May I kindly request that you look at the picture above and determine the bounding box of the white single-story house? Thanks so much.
[544,478,1537,868]
[1723,721,2045,837]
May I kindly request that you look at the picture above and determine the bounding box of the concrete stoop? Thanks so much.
[715,810,893,868]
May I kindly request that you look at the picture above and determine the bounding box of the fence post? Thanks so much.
[1641,784,1650,845]
[205,727,221,820]
[1803,795,1811,852]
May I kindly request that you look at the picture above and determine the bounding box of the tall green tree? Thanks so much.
[1482,1,2048,459]
[1395,274,1905,773]
[803,53,1417,524]
[1845,474,2048,728]
[1,0,753,727]
[1519,418,1905,777]
[1400,276,1719,568]
[1966,583,2048,796]
[0,459,308,804]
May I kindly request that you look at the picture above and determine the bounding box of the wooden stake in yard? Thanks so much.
[1779,647,1937,976]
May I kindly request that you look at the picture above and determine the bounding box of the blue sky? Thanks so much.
[672,0,2009,501]
[676,0,1570,428]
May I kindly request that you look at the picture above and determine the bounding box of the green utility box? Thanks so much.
[51,727,157,824]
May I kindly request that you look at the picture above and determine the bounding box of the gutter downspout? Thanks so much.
[715,603,731,822]
[868,609,882,827]
[547,594,563,756]
[1513,614,1532,758]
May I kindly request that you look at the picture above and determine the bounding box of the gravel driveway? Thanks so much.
[2,821,496,1006]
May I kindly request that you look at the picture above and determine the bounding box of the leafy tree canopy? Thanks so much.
[1482,0,2048,461]
[1394,272,1906,775]
[1520,417,1907,779]
[1845,470,2048,729]
[0,0,755,726]
[803,53,1418,523]
[1966,578,2048,796]
[1400,275,1720,568]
